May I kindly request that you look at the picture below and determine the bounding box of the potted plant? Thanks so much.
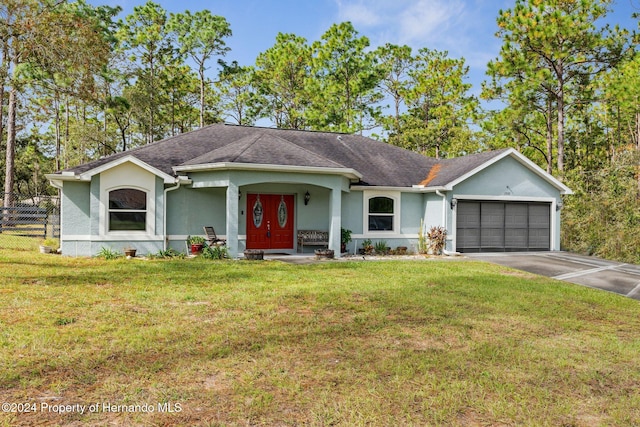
[341,228,352,253]
[124,246,137,258]
[187,235,206,254]
[314,248,334,259]
[39,238,59,254]
[243,249,264,260]
[361,239,374,255]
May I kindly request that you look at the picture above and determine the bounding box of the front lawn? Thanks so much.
[1,249,639,426]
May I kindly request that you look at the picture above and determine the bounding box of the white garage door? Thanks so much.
[456,201,550,252]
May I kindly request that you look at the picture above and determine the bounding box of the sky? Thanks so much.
[94,0,640,97]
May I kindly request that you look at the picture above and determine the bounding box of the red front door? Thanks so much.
[246,194,294,250]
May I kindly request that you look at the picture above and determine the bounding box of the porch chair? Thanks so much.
[203,226,226,246]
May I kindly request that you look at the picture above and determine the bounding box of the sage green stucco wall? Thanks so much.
[400,192,424,235]
[341,190,363,235]
[453,156,560,199]
[166,187,227,236]
[60,181,92,256]
[61,181,91,235]
[90,176,100,236]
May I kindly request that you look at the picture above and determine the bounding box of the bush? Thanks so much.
[374,240,388,255]
[150,248,186,259]
[96,247,121,260]
[201,245,229,260]
[563,159,640,264]
[42,238,59,248]
[427,226,447,255]
[361,239,374,255]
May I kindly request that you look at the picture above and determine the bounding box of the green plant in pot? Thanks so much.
[361,239,374,255]
[341,228,352,253]
[39,238,59,254]
[187,235,206,254]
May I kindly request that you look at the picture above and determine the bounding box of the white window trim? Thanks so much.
[101,185,154,236]
[107,188,149,233]
[363,191,401,237]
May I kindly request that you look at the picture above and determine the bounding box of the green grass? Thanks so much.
[1,249,640,426]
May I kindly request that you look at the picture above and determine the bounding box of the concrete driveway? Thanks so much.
[467,252,640,301]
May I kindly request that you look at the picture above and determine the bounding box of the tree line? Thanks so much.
[2,0,640,261]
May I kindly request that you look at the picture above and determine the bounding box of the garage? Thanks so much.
[456,201,551,252]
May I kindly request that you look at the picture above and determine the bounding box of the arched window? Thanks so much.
[108,188,147,231]
[368,196,394,231]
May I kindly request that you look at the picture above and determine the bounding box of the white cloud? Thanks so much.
[330,0,503,89]
[397,0,466,45]
[333,0,469,49]
[335,0,381,27]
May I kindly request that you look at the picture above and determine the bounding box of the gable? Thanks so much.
[452,155,564,198]
[439,149,571,195]
[100,162,157,192]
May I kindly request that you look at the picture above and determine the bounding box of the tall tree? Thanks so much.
[601,52,640,194]
[487,0,630,175]
[216,60,263,126]
[161,63,200,135]
[307,22,383,133]
[376,43,413,137]
[168,10,231,128]
[390,48,478,158]
[254,33,312,129]
[117,1,175,144]
[24,1,118,170]
[483,64,556,172]
[1,0,113,205]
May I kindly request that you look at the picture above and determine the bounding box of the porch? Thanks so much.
[166,174,352,258]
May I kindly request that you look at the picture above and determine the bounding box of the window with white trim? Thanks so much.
[368,196,395,231]
[108,188,147,231]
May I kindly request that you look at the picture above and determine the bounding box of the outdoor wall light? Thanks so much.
[450,198,457,209]
[304,191,311,205]
[556,200,563,211]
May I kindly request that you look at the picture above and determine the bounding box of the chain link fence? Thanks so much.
[0,193,60,251]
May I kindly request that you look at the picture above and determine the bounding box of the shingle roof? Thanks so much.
[57,124,508,188]
[419,149,512,187]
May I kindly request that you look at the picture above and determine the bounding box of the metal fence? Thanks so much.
[0,193,60,250]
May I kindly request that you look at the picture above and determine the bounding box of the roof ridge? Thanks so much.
[232,132,263,162]
[267,132,348,168]
[223,123,351,136]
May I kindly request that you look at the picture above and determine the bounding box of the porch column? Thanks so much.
[329,188,341,258]
[226,182,239,258]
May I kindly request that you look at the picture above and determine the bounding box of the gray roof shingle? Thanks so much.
[57,124,507,188]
